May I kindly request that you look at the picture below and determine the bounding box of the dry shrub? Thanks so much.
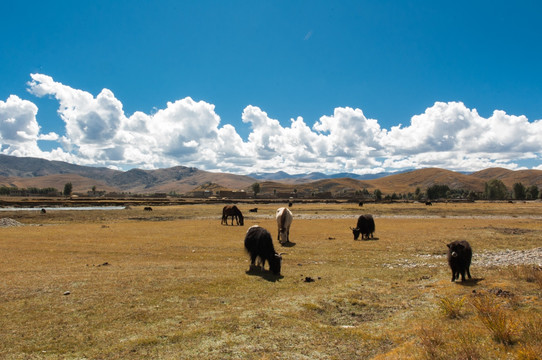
[418,325,481,360]
[516,345,542,360]
[418,325,446,360]
[438,296,466,319]
[511,265,542,289]
[470,294,518,345]
[455,331,483,360]
[515,317,542,360]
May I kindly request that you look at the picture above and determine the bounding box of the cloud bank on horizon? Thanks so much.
[1,73,541,174]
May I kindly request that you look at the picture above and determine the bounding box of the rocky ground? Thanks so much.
[384,248,542,269]
[0,218,24,227]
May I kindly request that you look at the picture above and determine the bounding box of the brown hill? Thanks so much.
[0,174,120,194]
[369,168,486,194]
[470,168,542,188]
[2,155,542,196]
[251,169,487,196]
[0,155,255,194]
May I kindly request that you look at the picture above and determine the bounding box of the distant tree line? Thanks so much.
[354,180,541,202]
[0,186,60,196]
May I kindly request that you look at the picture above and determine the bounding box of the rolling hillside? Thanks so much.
[470,167,542,188]
[1,155,542,196]
[252,169,488,196]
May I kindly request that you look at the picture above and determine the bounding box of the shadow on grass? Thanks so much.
[280,241,296,247]
[456,278,484,286]
[355,237,380,241]
[245,268,284,282]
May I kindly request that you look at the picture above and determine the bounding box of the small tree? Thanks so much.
[251,183,261,197]
[374,189,382,201]
[484,179,508,200]
[526,185,539,200]
[426,184,450,200]
[415,187,423,201]
[63,182,73,196]
[512,182,526,200]
[467,191,478,201]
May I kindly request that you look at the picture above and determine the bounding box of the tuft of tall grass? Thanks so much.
[418,324,482,360]
[515,318,542,360]
[418,325,446,360]
[438,296,466,319]
[510,265,542,290]
[470,294,517,346]
[516,345,542,360]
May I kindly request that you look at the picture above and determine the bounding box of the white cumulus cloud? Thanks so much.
[1,74,540,174]
[0,94,47,157]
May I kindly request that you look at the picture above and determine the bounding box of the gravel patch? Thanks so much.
[385,248,542,269]
[0,218,24,227]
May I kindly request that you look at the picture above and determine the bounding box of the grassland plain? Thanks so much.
[0,202,541,359]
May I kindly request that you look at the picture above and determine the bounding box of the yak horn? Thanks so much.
[279,252,287,256]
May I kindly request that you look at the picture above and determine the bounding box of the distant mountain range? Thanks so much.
[1,154,542,196]
[247,170,411,182]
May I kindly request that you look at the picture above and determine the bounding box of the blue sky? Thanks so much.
[1,1,542,174]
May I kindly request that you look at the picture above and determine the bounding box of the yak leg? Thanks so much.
[256,257,265,270]
[250,254,261,271]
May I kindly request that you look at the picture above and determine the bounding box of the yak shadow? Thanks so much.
[245,268,284,282]
[455,277,484,286]
[355,237,380,241]
[280,241,296,248]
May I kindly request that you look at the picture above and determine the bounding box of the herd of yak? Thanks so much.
[220,204,472,282]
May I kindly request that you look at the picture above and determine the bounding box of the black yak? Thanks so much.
[144,206,153,211]
[351,214,375,240]
[447,240,472,282]
[221,205,244,226]
[425,201,432,206]
[244,225,282,275]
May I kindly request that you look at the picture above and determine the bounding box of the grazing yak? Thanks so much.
[249,208,258,213]
[276,207,293,245]
[425,201,432,206]
[351,214,375,240]
[447,240,472,282]
[144,206,153,211]
[244,225,282,275]
[221,205,244,226]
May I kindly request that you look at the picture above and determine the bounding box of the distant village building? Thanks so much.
[275,192,297,199]
[312,191,333,199]
[217,190,247,199]
[188,190,213,198]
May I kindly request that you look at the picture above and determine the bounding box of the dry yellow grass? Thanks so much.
[1,202,541,359]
